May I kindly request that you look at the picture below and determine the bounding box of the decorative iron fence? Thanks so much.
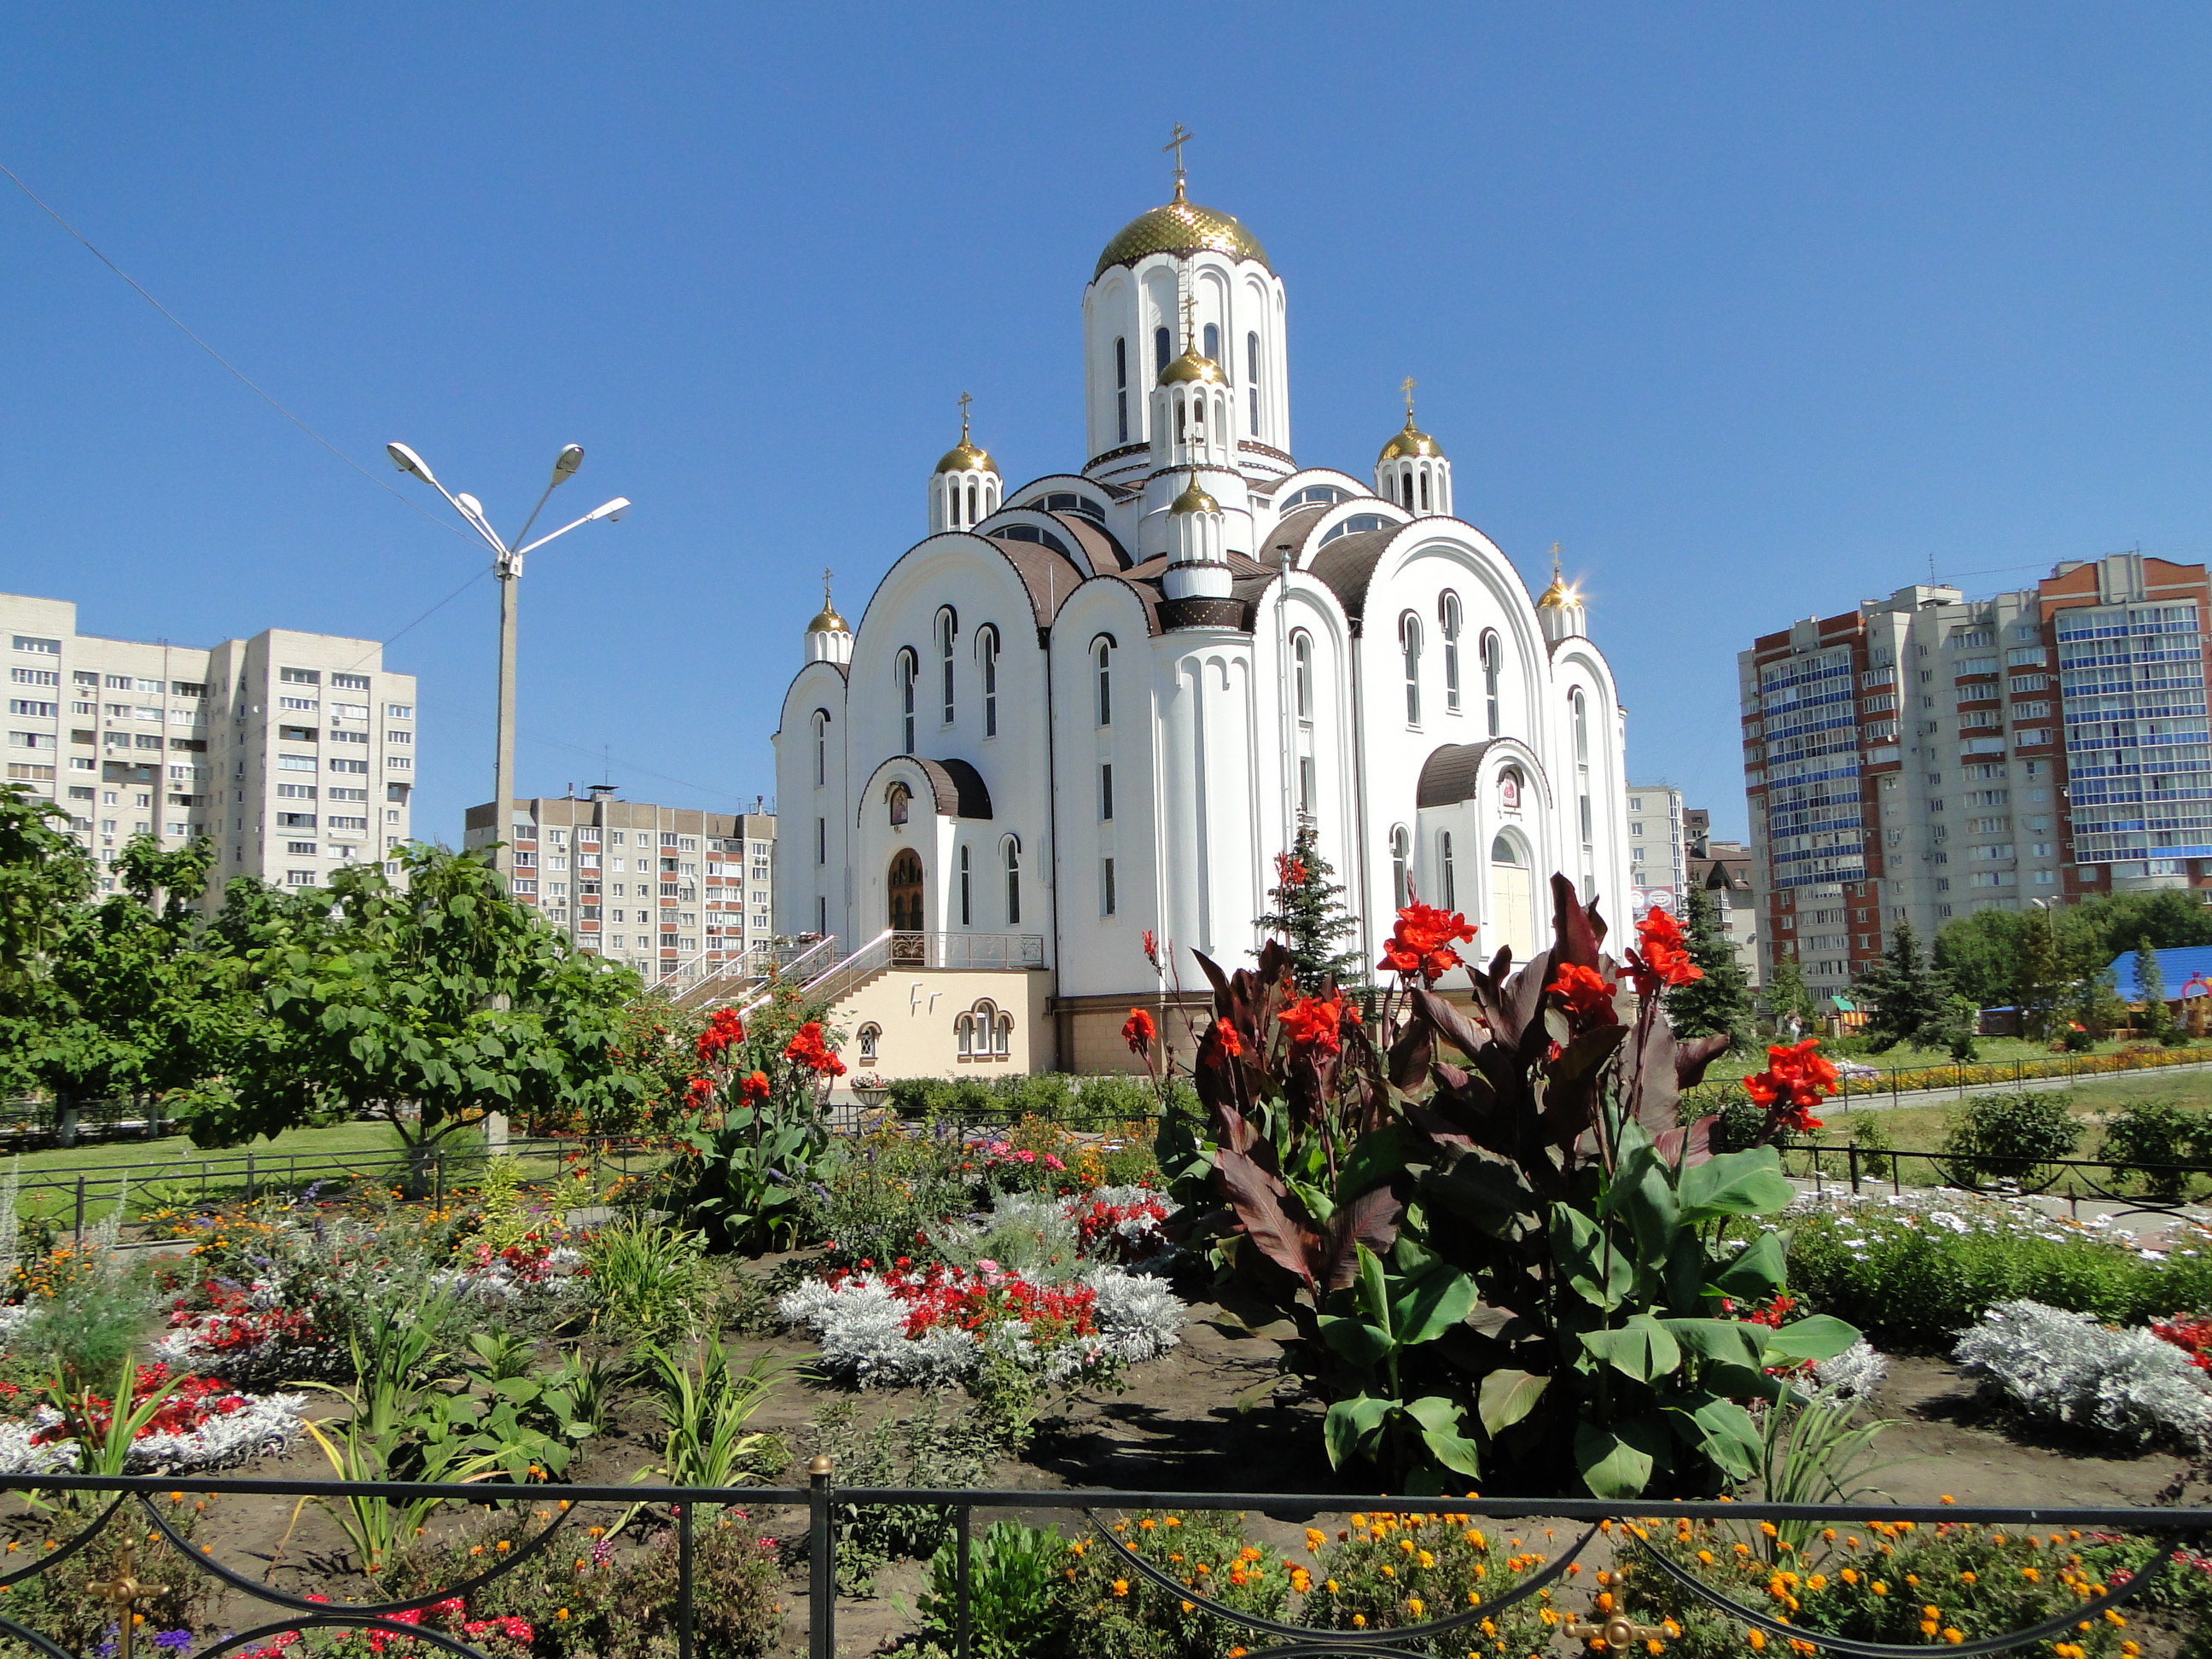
[0,1471,2198,1659]
[1774,1138,2212,1223]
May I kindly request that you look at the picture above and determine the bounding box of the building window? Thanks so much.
[1298,754,1314,816]
[1099,762,1115,821]
[888,783,911,826]
[938,608,957,724]
[977,626,999,737]
[1115,336,1129,443]
[1481,631,1502,736]
[857,1022,880,1065]
[1440,592,1463,712]
[1094,639,1114,726]
[1202,321,1220,363]
[1399,614,1422,725]
[1247,331,1260,434]
[1441,830,1456,911]
[1004,835,1021,925]
[1102,855,1117,916]
[897,648,917,754]
[1390,824,1411,909]
[1292,632,1313,719]
[1154,326,1171,374]
[815,817,826,865]
[812,710,829,787]
[959,843,972,926]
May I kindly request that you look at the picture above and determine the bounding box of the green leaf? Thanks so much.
[1712,1231,1789,1301]
[1603,1143,1680,1266]
[1759,1314,1862,1364]
[1391,1262,1478,1347]
[1678,1148,1795,1221]
[1659,1318,1766,1371]
[1672,1392,1763,1481]
[1336,1127,1409,1202]
[1420,1423,1485,1478]
[1476,1369,1549,1436]
[1319,1314,1394,1370]
[1551,1205,1631,1309]
[1324,1394,1394,1470]
[1580,1314,1683,1382]
[1418,1158,1540,1240]
[1353,1243,1393,1337]
[1574,1419,1661,1499]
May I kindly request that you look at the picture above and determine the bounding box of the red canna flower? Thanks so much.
[1741,1038,1838,1133]
[1122,1008,1157,1053]
[685,1075,715,1103]
[1273,852,1310,889]
[1141,930,1161,971]
[783,1022,847,1077]
[1211,1017,1244,1058]
[1378,901,1477,983]
[1279,991,1351,1055]
[739,1070,771,1103]
[696,1007,745,1063]
[1546,963,1618,1027]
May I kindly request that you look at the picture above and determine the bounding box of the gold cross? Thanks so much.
[1162,122,1194,184]
[821,566,834,607]
[1550,540,1565,583]
[88,1537,170,1659]
[957,390,973,439]
[1402,375,1417,418]
[1564,1610,1669,1652]
[1182,290,1198,352]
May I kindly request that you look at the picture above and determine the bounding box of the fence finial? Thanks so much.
[809,1454,833,1477]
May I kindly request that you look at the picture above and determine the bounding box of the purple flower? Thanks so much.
[154,1631,195,1650]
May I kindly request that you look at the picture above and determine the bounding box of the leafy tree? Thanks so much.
[1254,822,1365,992]
[1662,885,1754,1051]
[172,843,643,1185]
[1761,953,1818,1039]
[0,786,95,1091]
[2017,905,2064,1039]
[1930,909,2021,1010]
[1851,920,1950,1052]
[2132,932,2186,1046]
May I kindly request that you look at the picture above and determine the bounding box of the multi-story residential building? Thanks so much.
[1739,553,2212,1007]
[3,591,416,899]
[1627,783,1686,915]
[463,788,776,984]
[1686,835,1761,988]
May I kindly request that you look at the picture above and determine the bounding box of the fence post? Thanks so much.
[73,1175,84,1246]
[678,1500,694,1659]
[434,1153,445,1211]
[955,1503,973,1659]
[1889,1067,1898,1110]
[1848,1144,1860,1195]
[246,1153,256,1203]
[810,1455,835,1659]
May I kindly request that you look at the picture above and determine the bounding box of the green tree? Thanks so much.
[2132,932,2183,1045]
[1930,908,2024,1010]
[0,786,96,1091]
[2017,905,2064,1039]
[1761,952,1819,1039]
[1852,920,1950,1052]
[1254,822,1365,992]
[1662,885,1754,1050]
[172,844,644,1184]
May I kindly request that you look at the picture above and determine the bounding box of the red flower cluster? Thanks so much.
[825,1260,1101,1348]
[1210,1017,1244,1058]
[173,1284,329,1357]
[1075,1193,1169,1262]
[1274,852,1310,889]
[1626,906,1703,996]
[1741,1038,1840,1133]
[1546,963,1618,1027]
[686,1075,715,1104]
[1122,1007,1156,1054]
[739,1069,771,1103]
[1377,901,1478,983]
[783,1022,846,1077]
[28,1362,248,1447]
[2152,1314,2212,1370]
[696,1007,745,1064]
[1279,990,1358,1055]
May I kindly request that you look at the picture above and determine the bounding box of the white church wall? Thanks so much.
[774,660,851,944]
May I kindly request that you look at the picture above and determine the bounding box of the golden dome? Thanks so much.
[806,602,850,634]
[1378,416,1445,463]
[1159,347,1228,387]
[1536,544,1576,608]
[1170,473,1220,515]
[934,437,997,476]
[1094,182,1271,280]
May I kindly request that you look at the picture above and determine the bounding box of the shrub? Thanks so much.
[916,1519,1065,1659]
[805,1396,992,1594]
[1940,1090,2080,1183]
[2102,1101,2212,1197]
[1953,1299,2212,1449]
[1847,1113,1894,1179]
[584,1216,713,1342]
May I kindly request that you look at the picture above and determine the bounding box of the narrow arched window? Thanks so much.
[1203,321,1220,363]
[994,1011,1012,1057]
[938,608,957,725]
[978,626,999,737]
[1292,632,1313,720]
[1175,399,1187,446]
[1246,331,1260,434]
[1440,594,1462,713]
[1399,614,1422,725]
[1155,326,1171,373]
[1094,639,1114,727]
[966,482,978,526]
[1390,824,1411,910]
[1572,687,1590,763]
[1481,631,1502,736]
[1419,471,1430,513]
[958,843,972,926]
[896,649,917,754]
[1441,830,1456,911]
[1004,836,1022,925]
[812,709,829,788]
[956,1012,973,1058]
[1115,336,1129,443]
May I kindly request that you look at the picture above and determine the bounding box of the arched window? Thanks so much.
[1175,398,1187,447]
[812,709,830,788]
[1292,632,1313,720]
[1003,835,1022,925]
[1419,471,1430,513]
[1500,767,1523,812]
[1441,830,1456,911]
[1439,593,1462,713]
[1399,614,1422,725]
[958,843,972,926]
[1390,824,1411,909]
[1246,331,1260,434]
[887,783,911,827]
[857,1022,881,1065]
[1093,638,1114,727]
[977,626,999,737]
[966,482,978,526]
[1154,326,1171,374]
[1115,336,1129,443]
[896,649,917,754]
[955,1010,975,1058]
[937,608,957,725]
[1481,631,1502,736]
[995,1010,1013,1057]
[1571,687,1590,762]
[1402,469,1416,509]
[1202,321,1220,363]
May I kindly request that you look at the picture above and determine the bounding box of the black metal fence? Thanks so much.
[1775,1137,2212,1223]
[0,1471,2197,1659]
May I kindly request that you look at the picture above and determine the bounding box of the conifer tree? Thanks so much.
[1254,822,1365,992]
[1853,919,1949,1051]
[1662,885,1754,1050]
[2134,931,2178,1044]
[1762,952,1819,1039]
[2018,905,2063,1039]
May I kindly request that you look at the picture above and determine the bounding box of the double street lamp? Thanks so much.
[385,440,629,883]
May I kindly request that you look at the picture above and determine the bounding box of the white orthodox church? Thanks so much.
[774,166,1631,1074]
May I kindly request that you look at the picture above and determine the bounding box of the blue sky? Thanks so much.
[5,3,2211,846]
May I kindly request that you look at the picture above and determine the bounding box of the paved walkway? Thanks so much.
[1816,1056,2212,1115]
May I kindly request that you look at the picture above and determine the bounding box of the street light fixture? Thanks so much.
[387,439,629,887]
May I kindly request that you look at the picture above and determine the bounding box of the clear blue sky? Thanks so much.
[6,3,2211,847]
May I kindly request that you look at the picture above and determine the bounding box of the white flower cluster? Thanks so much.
[1786,1187,2184,1261]
[0,1392,305,1475]
[777,1263,1183,1388]
[1811,1339,1889,1399]
[1953,1299,2212,1449]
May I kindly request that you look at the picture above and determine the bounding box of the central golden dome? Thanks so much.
[1159,347,1228,387]
[1378,417,1445,463]
[1170,473,1220,515]
[1095,182,1271,279]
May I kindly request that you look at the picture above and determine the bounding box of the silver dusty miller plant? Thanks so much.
[1953,1299,2212,1449]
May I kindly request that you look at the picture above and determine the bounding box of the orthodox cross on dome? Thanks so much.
[822,566,835,607]
[1550,541,1563,584]
[1182,288,1199,353]
[1162,122,1194,198]
[1402,376,1417,419]
[957,389,973,439]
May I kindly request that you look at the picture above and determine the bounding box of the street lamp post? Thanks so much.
[385,440,628,884]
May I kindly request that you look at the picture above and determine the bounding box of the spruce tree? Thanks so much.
[2134,931,2178,1044]
[1254,822,1365,992]
[1663,886,1755,1050]
[2018,905,2062,1040]
[1852,919,1949,1052]
[1763,952,1819,1040]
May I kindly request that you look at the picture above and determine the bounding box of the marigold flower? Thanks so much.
[1110,1580,1129,1598]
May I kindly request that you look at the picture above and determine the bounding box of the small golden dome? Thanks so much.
[1170,473,1220,515]
[1159,347,1228,387]
[934,438,997,476]
[1536,544,1576,608]
[806,602,850,634]
[1094,182,1271,280]
[1378,417,1445,463]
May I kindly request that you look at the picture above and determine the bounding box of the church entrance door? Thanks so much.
[1489,835,1537,964]
[888,849,925,963]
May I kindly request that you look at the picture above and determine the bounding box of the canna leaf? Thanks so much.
[1476,1368,1550,1436]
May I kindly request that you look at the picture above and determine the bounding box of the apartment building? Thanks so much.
[463,788,776,981]
[1738,553,2212,1006]
[1686,835,1761,988]
[1627,783,1686,915]
[3,592,416,898]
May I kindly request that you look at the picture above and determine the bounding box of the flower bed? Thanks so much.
[1954,1300,2212,1449]
[0,1363,303,1474]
